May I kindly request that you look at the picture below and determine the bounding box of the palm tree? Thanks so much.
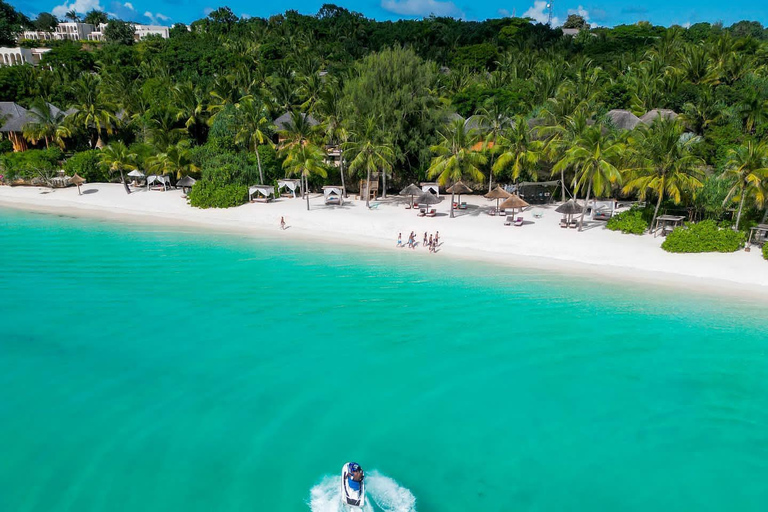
[235,98,273,184]
[22,98,71,149]
[554,125,624,231]
[100,142,137,195]
[623,118,705,232]
[470,105,509,192]
[173,82,208,144]
[427,117,486,218]
[316,83,349,196]
[343,116,395,209]
[146,142,199,180]
[68,74,118,149]
[721,141,768,230]
[279,111,325,210]
[492,116,544,184]
[65,10,80,22]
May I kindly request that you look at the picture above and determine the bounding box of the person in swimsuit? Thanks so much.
[397,233,402,247]
[348,462,364,492]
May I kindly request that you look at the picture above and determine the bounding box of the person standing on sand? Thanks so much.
[397,233,402,247]
[428,234,434,253]
[435,231,440,247]
[423,232,428,247]
[280,217,286,230]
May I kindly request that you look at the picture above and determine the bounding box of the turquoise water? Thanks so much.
[1,206,767,512]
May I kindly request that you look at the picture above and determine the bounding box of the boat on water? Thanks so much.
[340,462,365,508]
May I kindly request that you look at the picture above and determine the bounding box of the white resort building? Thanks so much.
[21,22,169,42]
[0,47,50,66]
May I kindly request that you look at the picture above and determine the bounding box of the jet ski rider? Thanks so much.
[348,463,364,491]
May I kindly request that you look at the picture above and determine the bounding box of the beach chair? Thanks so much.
[498,208,506,215]
[418,207,426,217]
[426,209,437,217]
[504,215,514,226]
[514,216,524,226]
[569,219,578,229]
[488,209,497,216]
[560,217,568,228]
[459,202,468,210]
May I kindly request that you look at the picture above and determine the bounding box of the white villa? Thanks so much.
[0,47,50,67]
[21,22,169,43]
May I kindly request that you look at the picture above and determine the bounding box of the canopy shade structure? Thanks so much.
[278,179,301,198]
[249,185,275,202]
[147,175,171,190]
[127,170,145,178]
[499,194,530,212]
[555,199,583,215]
[653,215,685,238]
[70,173,85,185]
[323,185,344,205]
[420,182,440,198]
[484,186,511,200]
[176,176,196,188]
[400,183,422,208]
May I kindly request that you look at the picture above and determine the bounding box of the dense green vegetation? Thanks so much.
[763,243,768,260]
[662,220,745,253]
[1,2,768,224]
[606,208,650,234]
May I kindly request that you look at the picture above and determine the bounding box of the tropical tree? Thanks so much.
[100,141,137,194]
[343,116,395,208]
[279,111,326,210]
[235,98,273,184]
[470,105,509,192]
[172,82,208,144]
[67,74,118,148]
[22,98,71,149]
[492,115,544,184]
[64,10,80,22]
[146,142,199,180]
[554,125,624,230]
[427,117,487,218]
[317,82,349,196]
[623,118,705,231]
[721,141,768,230]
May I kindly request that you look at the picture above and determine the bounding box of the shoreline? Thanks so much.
[2,183,768,301]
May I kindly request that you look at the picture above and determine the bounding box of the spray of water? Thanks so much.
[309,471,416,512]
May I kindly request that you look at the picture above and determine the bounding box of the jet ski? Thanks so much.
[341,462,366,508]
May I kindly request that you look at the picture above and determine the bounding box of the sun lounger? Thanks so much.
[514,216,524,226]
[418,207,426,217]
[560,217,568,228]
[504,215,514,226]
[488,209,497,216]
[498,208,506,215]
[426,209,437,217]
[460,202,468,210]
[569,219,578,228]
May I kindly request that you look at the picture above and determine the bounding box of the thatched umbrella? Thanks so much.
[499,194,530,214]
[555,198,583,223]
[415,191,440,208]
[70,173,85,195]
[484,185,511,212]
[446,181,472,206]
[400,183,422,207]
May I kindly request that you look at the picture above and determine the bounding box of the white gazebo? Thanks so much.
[278,179,302,198]
[249,185,275,203]
[420,182,440,198]
[323,186,344,206]
[147,174,171,191]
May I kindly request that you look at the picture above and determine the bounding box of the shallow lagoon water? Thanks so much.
[1,207,767,511]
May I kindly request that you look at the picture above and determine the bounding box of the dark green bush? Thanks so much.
[188,181,248,208]
[2,148,63,181]
[662,220,745,253]
[763,243,768,261]
[606,208,649,234]
[63,150,110,182]
[0,139,13,154]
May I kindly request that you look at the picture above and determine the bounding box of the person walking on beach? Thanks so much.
[280,216,286,230]
[428,234,434,253]
[397,233,402,247]
[423,232,428,247]
[435,231,440,247]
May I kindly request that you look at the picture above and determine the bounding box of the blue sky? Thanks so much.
[15,0,768,28]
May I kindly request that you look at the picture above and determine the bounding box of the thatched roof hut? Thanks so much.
[484,186,511,200]
[640,109,678,125]
[605,109,642,130]
[446,181,472,194]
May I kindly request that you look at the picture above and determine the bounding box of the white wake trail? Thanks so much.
[309,471,416,512]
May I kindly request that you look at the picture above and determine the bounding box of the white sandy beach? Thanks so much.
[2,183,767,298]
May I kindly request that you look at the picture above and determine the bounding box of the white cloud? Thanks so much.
[523,1,560,26]
[143,11,170,24]
[567,5,589,22]
[123,2,133,10]
[381,0,464,18]
[53,0,103,18]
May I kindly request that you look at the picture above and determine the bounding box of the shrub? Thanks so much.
[188,181,248,209]
[0,139,13,154]
[606,208,649,234]
[63,150,110,183]
[2,148,63,182]
[661,220,745,253]
[763,243,768,261]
